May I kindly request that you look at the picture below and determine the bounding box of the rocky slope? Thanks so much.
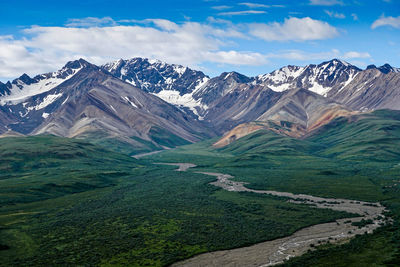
[102,58,209,117]
[1,57,399,151]
[0,59,214,153]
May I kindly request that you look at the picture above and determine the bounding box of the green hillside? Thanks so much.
[148,110,400,265]
[0,135,351,266]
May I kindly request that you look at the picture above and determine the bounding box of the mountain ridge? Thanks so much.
[1,57,399,154]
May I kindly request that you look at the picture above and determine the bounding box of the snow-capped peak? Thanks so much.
[101,57,210,118]
[255,65,305,92]
[0,60,85,105]
[331,58,350,67]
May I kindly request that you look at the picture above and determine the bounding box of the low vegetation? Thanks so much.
[148,110,400,265]
[2,110,400,266]
[0,136,351,266]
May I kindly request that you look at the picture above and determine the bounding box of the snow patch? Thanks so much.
[173,65,187,76]
[42,112,49,119]
[123,96,138,108]
[120,67,127,76]
[256,66,305,92]
[109,105,117,112]
[148,58,162,65]
[267,83,292,92]
[152,90,207,118]
[308,83,330,96]
[61,96,69,106]
[340,71,359,92]
[194,77,210,91]
[27,93,63,111]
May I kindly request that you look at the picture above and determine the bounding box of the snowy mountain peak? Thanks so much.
[255,65,305,92]
[102,57,208,94]
[253,59,362,96]
[326,58,350,67]
[0,60,84,105]
[101,57,210,119]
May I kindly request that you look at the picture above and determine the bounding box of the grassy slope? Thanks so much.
[78,126,192,157]
[147,110,400,266]
[0,136,351,266]
[0,135,142,205]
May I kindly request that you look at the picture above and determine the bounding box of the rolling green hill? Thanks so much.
[148,110,400,265]
[0,135,351,266]
[2,110,400,266]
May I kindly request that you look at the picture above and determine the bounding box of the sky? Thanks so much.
[0,0,399,81]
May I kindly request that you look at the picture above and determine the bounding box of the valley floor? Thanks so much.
[2,111,400,267]
[160,163,387,266]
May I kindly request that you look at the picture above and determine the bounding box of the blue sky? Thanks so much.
[0,0,399,81]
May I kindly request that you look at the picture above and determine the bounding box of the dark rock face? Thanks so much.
[0,82,11,97]
[16,74,35,86]
[378,64,398,74]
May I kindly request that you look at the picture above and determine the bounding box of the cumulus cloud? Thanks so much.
[0,19,262,79]
[0,16,346,80]
[249,17,338,41]
[218,10,266,16]
[309,0,344,5]
[371,15,400,29]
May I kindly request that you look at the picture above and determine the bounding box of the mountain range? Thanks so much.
[0,57,399,154]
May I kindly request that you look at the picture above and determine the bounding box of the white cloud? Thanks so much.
[266,49,340,61]
[351,13,358,21]
[343,51,371,59]
[239,3,285,8]
[239,2,270,8]
[309,0,344,6]
[324,10,346,19]
[0,19,263,79]
[205,50,267,65]
[145,19,180,31]
[371,15,400,29]
[218,10,266,16]
[266,49,371,61]
[211,5,232,10]
[249,17,338,41]
[65,17,116,27]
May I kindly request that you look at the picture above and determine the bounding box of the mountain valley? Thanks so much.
[1,57,400,267]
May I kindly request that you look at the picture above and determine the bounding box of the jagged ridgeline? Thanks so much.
[0,58,399,154]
